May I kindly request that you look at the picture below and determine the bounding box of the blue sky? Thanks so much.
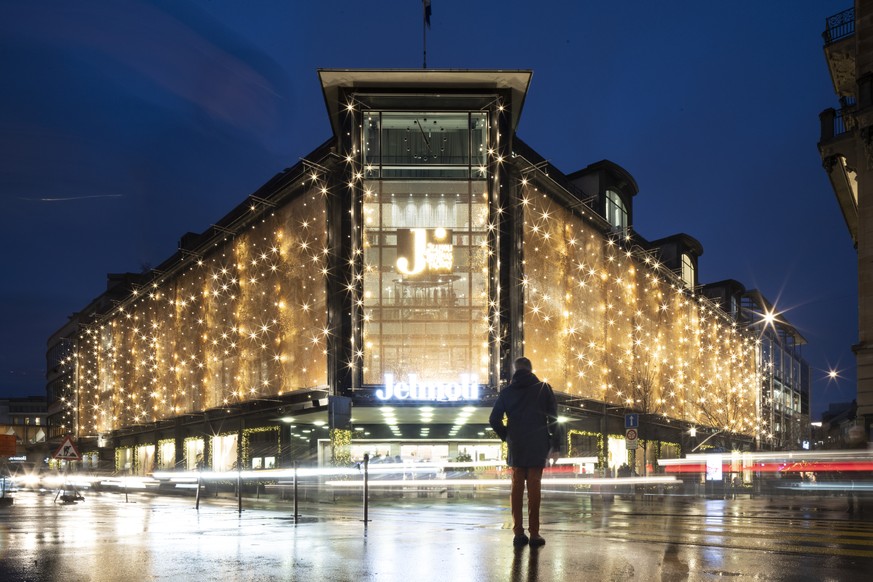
[0,0,857,418]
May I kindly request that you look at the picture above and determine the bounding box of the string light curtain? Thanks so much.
[521,186,759,436]
[72,188,329,435]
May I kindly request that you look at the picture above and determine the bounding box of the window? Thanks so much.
[185,438,205,471]
[158,441,175,470]
[604,190,627,232]
[680,253,694,288]
[136,445,155,476]
[364,111,487,179]
[211,434,238,472]
[362,179,490,385]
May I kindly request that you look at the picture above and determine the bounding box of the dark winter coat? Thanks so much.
[488,369,560,468]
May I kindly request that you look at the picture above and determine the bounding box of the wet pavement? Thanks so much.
[1,488,873,581]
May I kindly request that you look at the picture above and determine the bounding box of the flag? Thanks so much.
[424,0,432,28]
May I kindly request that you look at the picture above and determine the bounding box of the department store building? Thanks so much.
[47,70,769,476]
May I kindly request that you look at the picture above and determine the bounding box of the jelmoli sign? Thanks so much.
[376,373,479,402]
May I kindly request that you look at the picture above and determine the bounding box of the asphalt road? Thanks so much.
[1,488,872,581]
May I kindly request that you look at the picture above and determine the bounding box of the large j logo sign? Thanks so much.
[396,228,453,276]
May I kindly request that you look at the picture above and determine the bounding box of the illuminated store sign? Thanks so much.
[396,228,453,276]
[376,373,479,401]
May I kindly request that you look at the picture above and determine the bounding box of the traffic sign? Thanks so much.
[53,436,81,461]
[624,413,639,429]
[625,428,638,450]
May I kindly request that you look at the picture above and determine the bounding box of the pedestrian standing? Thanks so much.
[489,357,561,548]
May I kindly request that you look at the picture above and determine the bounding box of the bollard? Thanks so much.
[195,471,201,510]
[293,460,299,523]
[362,453,370,525]
[237,466,243,514]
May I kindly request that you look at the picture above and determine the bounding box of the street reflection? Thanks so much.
[1,489,872,581]
[510,545,540,582]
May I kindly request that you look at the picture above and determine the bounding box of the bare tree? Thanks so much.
[694,373,757,449]
[613,350,667,476]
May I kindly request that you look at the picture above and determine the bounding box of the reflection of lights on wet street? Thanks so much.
[1,489,873,581]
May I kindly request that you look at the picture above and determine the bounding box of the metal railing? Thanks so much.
[834,108,849,137]
[820,107,852,141]
[823,7,855,45]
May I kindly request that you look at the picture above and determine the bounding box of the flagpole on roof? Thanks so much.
[423,0,431,69]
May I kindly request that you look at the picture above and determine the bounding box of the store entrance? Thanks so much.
[318,439,502,466]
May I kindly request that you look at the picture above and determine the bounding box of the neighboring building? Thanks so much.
[0,395,48,466]
[48,69,769,477]
[702,282,811,450]
[819,2,873,439]
[815,400,862,448]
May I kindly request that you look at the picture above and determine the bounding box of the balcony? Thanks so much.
[821,107,848,141]
[818,105,860,247]
[823,7,855,45]
[823,7,857,97]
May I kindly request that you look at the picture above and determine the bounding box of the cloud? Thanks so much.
[20,195,124,202]
[0,0,285,136]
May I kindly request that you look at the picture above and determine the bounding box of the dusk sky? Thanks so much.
[0,0,857,419]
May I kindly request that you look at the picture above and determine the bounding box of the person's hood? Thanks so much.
[509,369,540,388]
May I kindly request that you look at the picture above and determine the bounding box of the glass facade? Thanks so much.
[363,111,488,179]
[361,110,491,385]
[759,333,806,447]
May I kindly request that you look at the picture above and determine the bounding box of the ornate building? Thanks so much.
[819,3,873,439]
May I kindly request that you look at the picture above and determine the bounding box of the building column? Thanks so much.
[174,418,185,471]
[492,94,517,385]
[202,419,212,470]
[327,89,356,395]
[855,141,873,436]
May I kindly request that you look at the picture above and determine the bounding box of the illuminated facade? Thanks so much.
[47,70,768,475]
